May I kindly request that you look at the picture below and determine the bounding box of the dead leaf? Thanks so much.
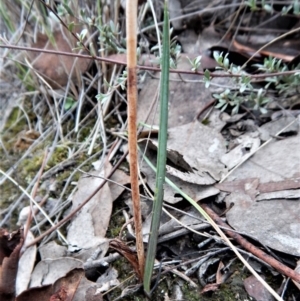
[168,0,183,30]
[198,257,220,286]
[216,177,300,195]
[14,130,40,151]
[201,283,220,293]
[221,132,261,170]
[216,261,225,285]
[67,162,113,250]
[28,26,91,88]
[39,241,67,261]
[258,116,299,141]
[226,191,300,256]
[96,267,120,293]
[140,139,220,204]
[109,239,142,280]
[0,228,24,301]
[145,121,227,185]
[244,275,275,301]
[30,258,83,287]
[137,59,227,129]
[17,268,103,301]
[215,178,260,201]
[16,231,37,295]
[256,189,300,201]
[49,286,68,301]
[223,133,300,255]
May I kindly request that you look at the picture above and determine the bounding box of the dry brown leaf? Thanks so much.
[0,228,24,301]
[109,238,142,280]
[28,27,91,88]
[201,283,220,293]
[49,286,68,301]
[14,130,40,151]
[16,269,99,301]
[244,275,274,301]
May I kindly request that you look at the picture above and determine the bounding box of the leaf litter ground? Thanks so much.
[0,1,300,300]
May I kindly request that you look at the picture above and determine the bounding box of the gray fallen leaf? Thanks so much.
[221,132,261,170]
[259,116,299,141]
[96,267,120,292]
[146,121,227,185]
[30,257,83,287]
[244,275,275,301]
[224,133,300,256]
[140,142,219,204]
[67,162,113,250]
[39,241,67,260]
[256,189,300,201]
[16,231,37,295]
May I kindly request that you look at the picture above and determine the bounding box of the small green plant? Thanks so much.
[74,28,88,50]
[98,20,126,53]
[245,0,273,13]
[282,0,300,15]
[187,55,202,72]
[203,69,211,88]
[151,30,181,68]
[209,52,300,115]
[256,56,300,97]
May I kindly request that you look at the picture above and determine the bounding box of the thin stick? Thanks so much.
[126,0,145,280]
[201,204,300,283]
[2,44,300,79]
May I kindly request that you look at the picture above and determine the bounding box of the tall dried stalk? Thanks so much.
[126,0,145,279]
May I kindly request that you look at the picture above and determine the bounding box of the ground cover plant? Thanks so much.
[0,0,300,300]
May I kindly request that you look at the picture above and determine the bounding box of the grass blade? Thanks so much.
[143,0,169,295]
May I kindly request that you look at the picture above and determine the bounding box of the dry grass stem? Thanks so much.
[126,0,145,279]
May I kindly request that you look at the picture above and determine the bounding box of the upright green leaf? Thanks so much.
[143,0,170,296]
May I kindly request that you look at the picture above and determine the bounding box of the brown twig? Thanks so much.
[201,203,300,283]
[126,0,145,279]
[1,44,300,79]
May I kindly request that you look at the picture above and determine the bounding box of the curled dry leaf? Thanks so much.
[109,238,142,280]
[0,228,24,301]
[16,268,103,301]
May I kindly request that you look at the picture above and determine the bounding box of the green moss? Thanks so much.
[181,282,201,300]
[2,107,26,132]
[46,146,70,168]
[106,197,128,239]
